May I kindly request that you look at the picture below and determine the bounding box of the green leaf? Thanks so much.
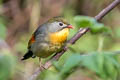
[82,52,104,74]
[74,16,96,27]
[58,52,120,80]
[91,23,111,34]
[74,15,111,34]
[90,23,104,33]
[60,54,82,75]
[103,53,120,79]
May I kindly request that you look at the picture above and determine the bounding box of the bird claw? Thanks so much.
[39,64,47,71]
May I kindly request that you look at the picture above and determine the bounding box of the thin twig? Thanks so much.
[29,0,120,80]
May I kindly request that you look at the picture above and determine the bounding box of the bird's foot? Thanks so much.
[39,58,46,71]
[39,64,46,71]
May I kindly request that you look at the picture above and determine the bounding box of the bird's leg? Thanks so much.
[39,58,46,71]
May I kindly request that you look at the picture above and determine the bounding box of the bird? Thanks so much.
[21,17,73,69]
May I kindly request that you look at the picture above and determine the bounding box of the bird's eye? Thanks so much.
[59,22,63,26]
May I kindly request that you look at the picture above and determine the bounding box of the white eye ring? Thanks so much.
[59,22,63,26]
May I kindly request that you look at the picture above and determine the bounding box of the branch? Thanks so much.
[29,0,120,80]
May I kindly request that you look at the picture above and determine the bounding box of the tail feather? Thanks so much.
[21,50,34,60]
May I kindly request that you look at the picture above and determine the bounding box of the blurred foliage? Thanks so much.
[74,16,111,34]
[37,52,120,80]
[0,15,16,80]
[0,0,120,80]
[0,50,16,80]
[114,27,120,38]
[0,17,6,39]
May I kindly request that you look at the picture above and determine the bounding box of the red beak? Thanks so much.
[67,25,74,29]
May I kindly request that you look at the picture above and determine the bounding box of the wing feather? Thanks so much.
[28,34,35,49]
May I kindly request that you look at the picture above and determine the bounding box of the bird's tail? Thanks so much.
[21,50,35,60]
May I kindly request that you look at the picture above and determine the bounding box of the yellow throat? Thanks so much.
[49,28,69,44]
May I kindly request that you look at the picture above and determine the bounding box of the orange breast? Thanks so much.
[49,28,69,44]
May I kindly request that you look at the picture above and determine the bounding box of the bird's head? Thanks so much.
[46,17,73,33]
[44,17,74,43]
